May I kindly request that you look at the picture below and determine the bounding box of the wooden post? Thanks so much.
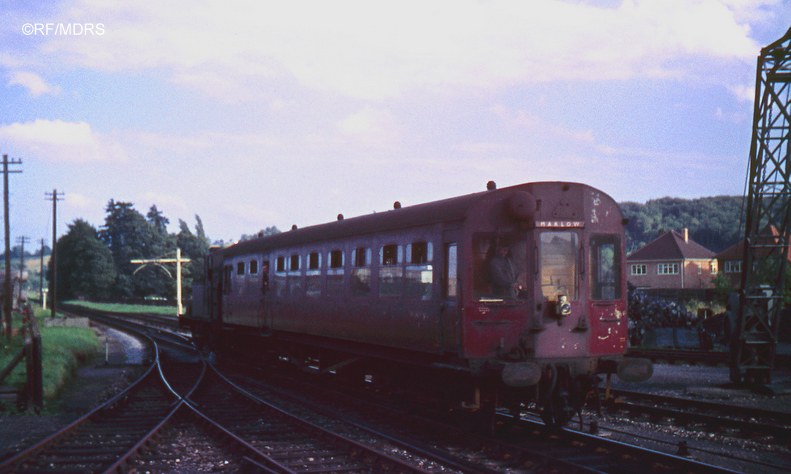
[2,154,22,339]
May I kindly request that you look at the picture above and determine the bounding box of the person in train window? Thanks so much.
[489,241,518,299]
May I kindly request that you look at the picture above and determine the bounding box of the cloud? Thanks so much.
[8,0,766,100]
[0,119,128,162]
[7,71,60,97]
[337,107,400,146]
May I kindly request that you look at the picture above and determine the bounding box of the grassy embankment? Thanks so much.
[0,305,101,411]
[64,300,177,316]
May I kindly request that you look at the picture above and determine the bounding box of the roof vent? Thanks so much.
[291,224,297,230]
[394,201,401,209]
[487,181,497,190]
[337,214,344,221]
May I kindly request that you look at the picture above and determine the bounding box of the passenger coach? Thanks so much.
[182,181,651,426]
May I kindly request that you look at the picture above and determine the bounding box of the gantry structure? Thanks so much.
[734,27,791,384]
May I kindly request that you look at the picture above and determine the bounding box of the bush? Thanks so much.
[628,284,700,346]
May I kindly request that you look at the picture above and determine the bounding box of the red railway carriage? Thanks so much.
[182,181,651,426]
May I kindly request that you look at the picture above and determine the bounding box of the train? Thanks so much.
[180,181,652,428]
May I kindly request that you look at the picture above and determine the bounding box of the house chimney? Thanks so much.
[683,228,689,243]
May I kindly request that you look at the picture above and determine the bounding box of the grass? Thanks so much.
[0,305,102,411]
[63,300,177,316]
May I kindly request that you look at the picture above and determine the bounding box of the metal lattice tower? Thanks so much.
[733,27,791,384]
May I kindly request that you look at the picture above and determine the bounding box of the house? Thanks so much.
[716,226,791,288]
[627,229,717,291]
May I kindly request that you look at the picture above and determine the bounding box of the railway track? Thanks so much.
[2,308,478,472]
[224,356,749,474]
[34,305,788,473]
[605,388,791,445]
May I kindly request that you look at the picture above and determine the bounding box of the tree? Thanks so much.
[176,215,211,289]
[48,219,116,300]
[99,200,174,299]
[147,205,170,235]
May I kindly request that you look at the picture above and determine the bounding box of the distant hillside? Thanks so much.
[620,196,745,255]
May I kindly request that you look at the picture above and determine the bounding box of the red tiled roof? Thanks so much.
[716,226,791,261]
[627,230,715,261]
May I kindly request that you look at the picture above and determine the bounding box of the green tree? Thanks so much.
[99,200,174,299]
[174,216,211,304]
[48,219,116,300]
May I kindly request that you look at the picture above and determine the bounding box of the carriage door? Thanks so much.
[258,259,272,335]
[440,230,461,353]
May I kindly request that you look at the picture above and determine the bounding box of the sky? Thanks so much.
[0,0,790,247]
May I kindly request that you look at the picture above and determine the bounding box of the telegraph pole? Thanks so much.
[2,154,22,340]
[17,236,29,306]
[45,190,64,319]
[39,238,46,304]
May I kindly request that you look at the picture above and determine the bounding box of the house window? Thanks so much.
[657,263,679,275]
[711,261,718,274]
[631,264,646,275]
[725,261,741,273]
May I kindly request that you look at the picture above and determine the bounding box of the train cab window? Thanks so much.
[473,233,528,302]
[249,259,258,275]
[288,253,302,297]
[306,252,321,297]
[237,261,245,276]
[590,234,621,300]
[379,244,403,297]
[327,249,345,297]
[406,242,433,300]
[273,256,287,297]
[351,247,371,296]
[540,231,579,301]
[444,243,457,299]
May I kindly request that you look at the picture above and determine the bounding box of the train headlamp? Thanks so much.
[555,295,571,317]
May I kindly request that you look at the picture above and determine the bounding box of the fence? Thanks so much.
[0,306,42,413]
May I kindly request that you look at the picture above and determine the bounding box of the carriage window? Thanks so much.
[351,247,371,296]
[249,259,258,275]
[406,242,433,300]
[591,234,621,300]
[444,243,457,299]
[309,252,320,270]
[237,261,245,276]
[473,233,528,301]
[379,244,403,297]
[327,249,345,296]
[288,253,302,296]
[273,256,287,297]
[540,231,578,301]
[306,252,321,297]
